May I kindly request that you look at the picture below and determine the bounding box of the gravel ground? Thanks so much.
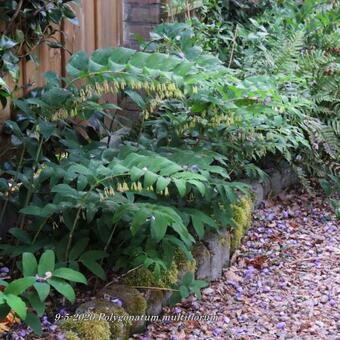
[134,187,340,340]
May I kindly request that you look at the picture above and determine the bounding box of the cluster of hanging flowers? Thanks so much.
[98,179,170,202]
[51,108,79,121]
[78,79,182,103]
[209,113,235,127]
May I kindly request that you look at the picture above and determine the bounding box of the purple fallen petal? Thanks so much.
[277,322,286,329]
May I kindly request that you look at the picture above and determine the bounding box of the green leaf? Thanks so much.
[179,285,189,298]
[86,203,97,223]
[156,177,171,193]
[79,250,107,261]
[131,166,145,182]
[47,278,76,303]
[4,277,35,295]
[188,180,206,196]
[68,164,93,176]
[77,175,88,191]
[22,253,37,277]
[25,312,42,336]
[0,304,10,320]
[42,88,71,107]
[144,171,159,187]
[39,120,56,139]
[67,51,89,77]
[182,271,193,286]
[0,77,10,94]
[189,210,217,239]
[53,268,87,284]
[80,259,106,280]
[33,282,50,302]
[69,238,89,261]
[51,184,80,200]
[173,179,187,197]
[4,294,27,320]
[0,35,17,50]
[19,206,45,217]
[9,228,32,244]
[191,214,204,239]
[0,178,9,192]
[20,204,57,218]
[131,209,150,235]
[151,212,169,242]
[0,279,8,287]
[191,279,208,299]
[38,250,55,276]
[27,292,45,317]
[125,90,146,109]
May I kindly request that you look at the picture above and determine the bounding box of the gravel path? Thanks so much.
[134,187,340,340]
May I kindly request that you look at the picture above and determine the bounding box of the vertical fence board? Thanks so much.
[1,0,123,128]
[24,32,63,90]
[97,0,122,48]
[22,0,122,89]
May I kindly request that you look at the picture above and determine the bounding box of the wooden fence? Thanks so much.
[21,0,123,91]
[0,0,123,126]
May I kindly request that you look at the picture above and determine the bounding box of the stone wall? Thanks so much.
[123,0,163,49]
[61,165,299,338]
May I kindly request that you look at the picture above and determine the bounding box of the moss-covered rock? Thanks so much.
[175,248,197,277]
[98,284,147,333]
[75,300,131,339]
[122,261,179,289]
[64,331,80,340]
[231,194,254,253]
[144,289,165,316]
[59,313,111,340]
[193,242,211,280]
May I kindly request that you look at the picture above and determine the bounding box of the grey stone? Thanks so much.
[240,179,264,208]
[205,232,223,280]
[144,290,164,316]
[269,169,283,195]
[204,231,231,281]
[281,167,298,187]
[261,176,272,197]
[220,231,231,269]
[249,182,265,208]
[193,242,212,281]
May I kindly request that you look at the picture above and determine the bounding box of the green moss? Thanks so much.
[231,194,254,253]
[219,232,230,247]
[122,261,179,288]
[99,285,147,317]
[163,261,180,286]
[64,331,80,340]
[145,289,164,313]
[174,248,197,274]
[88,301,131,338]
[59,313,111,340]
[193,242,210,256]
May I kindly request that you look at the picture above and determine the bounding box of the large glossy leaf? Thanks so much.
[38,250,55,276]
[53,268,87,284]
[47,278,75,303]
[4,294,27,320]
[4,277,35,295]
[33,282,50,302]
[22,253,37,277]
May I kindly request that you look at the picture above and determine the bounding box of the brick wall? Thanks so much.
[123,0,162,48]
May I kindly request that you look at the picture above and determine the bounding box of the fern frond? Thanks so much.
[292,165,313,194]
[273,30,305,73]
